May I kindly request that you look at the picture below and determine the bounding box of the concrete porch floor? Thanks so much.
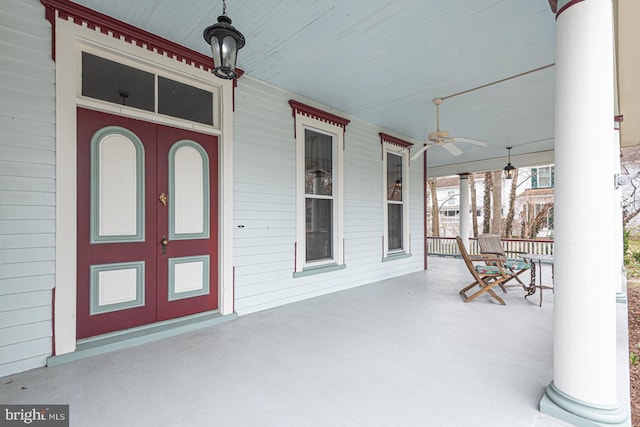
[0,256,631,426]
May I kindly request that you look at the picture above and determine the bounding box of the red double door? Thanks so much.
[76,108,218,339]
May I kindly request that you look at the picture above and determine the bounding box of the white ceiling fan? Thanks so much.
[410,98,487,161]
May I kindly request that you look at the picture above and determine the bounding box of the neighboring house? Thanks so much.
[0,0,426,377]
[428,165,555,238]
[514,165,555,238]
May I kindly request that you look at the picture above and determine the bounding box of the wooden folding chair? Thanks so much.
[477,234,531,291]
[456,236,509,305]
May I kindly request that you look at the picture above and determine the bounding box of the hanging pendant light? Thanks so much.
[203,0,245,79]
[503,146,516,179]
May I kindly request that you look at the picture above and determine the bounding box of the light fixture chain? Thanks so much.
[222,0,227,16]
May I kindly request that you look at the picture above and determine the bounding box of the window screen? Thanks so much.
[82,52,154,112]
[158,77,213,126]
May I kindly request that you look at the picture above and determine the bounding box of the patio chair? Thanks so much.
[456,236,509,305]
[477,234,531,291]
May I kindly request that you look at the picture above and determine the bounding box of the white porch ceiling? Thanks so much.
[69,0,636,173]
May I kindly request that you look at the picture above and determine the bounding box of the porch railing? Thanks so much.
[427,236,554,257]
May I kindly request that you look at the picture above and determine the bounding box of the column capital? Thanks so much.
[553,0,586,18]
[457,173,471,179]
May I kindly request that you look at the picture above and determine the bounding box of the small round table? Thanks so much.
[520,253,554,307]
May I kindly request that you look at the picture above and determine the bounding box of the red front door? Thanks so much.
[76,108,218,339]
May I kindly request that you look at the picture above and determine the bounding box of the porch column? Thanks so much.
[458,173,471,250]
[540,0,627,425]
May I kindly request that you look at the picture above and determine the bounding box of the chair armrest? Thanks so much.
[469,254,505,263]
[480,250,503,255]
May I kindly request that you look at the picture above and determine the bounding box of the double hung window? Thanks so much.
[380,134,411,258]
[304,129,335,262]
[290,101,349,273]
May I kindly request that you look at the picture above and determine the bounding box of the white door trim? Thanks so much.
[52,14,235,355]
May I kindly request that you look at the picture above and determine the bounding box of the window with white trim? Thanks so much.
[304,128,335,262]
[531,166,554,188]
[290,101,349,274]
[380,133,412,258]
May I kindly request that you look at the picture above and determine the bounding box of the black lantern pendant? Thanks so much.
[503,146,516,179]
[203,0,245,79]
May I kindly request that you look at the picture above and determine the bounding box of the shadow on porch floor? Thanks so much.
[0,256,629,426]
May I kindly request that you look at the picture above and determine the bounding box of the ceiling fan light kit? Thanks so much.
[410,97,486,161]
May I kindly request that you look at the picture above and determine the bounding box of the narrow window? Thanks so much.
[387,152,404,251]
[380,133,412,258]
[290,101,349,274]
[305,129,334,262]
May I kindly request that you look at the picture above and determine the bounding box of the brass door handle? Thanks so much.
[159,192,168,206]
[161,236,169,256]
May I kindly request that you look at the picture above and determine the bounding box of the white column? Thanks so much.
[458,174,471,250]
[540,0,627,425]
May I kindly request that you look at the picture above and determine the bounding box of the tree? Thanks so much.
[491,170,502,234]
[504,169,518,237]
[469,173,478,237]
[482,171,492,233]
[621,162,640,226]
[528,202,554,238]
[427,178,440,236]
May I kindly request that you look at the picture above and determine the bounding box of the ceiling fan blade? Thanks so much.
[442,142,463,156]
[453,137,486,147]
[410,144,431,161]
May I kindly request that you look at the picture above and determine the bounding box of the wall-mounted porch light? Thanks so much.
[203,0,245,79]
[503,146,516,179]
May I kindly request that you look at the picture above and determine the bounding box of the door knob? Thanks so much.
[161,236,169,256]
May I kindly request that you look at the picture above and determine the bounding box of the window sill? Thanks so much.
[382,252,412,262]
[293,263,346,278]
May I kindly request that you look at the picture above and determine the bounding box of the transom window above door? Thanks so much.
[81,52,216,126]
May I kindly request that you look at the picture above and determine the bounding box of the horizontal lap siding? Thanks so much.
[0,0,55,377]
[233,77,424,314]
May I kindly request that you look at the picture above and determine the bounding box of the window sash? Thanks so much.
[384,149,407,254]
[305,198,333,262]
[295,118,343,271]
[387,203,403,251]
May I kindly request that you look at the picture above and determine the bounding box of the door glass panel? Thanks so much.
[305,198,332,261]
[158,77,214,125]
[82,52,154,111]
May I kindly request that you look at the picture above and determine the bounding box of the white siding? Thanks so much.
[233,77,424,314]
[0,0,55,376]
